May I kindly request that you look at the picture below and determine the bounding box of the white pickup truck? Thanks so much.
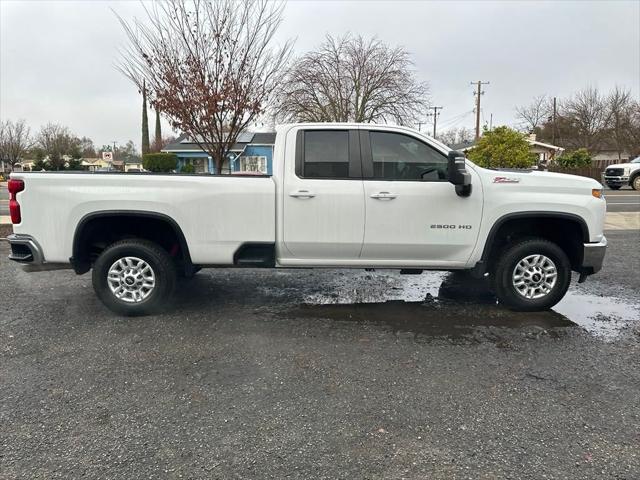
[603,156,640,190]
[7,123,607,315]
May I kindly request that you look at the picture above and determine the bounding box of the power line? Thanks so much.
[437,109,474,129]
[471,81,490,140]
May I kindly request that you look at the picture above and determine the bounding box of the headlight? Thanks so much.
[592,188,603,199]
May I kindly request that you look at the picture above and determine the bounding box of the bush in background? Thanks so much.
[181,163,195,174]
[66,158,83,170]
[142,153,177,172]
[556,148,591,168]
[467,126,536,169]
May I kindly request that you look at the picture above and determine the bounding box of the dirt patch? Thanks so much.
[0,223,13,238]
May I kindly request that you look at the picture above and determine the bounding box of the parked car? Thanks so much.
[603,156,640,190]
[7,123,607,316]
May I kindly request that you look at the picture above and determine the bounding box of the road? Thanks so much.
[1,182,639,216]
[1,229,638,479]
[605,188,640,212]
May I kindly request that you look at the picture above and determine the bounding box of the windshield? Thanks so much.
[631,157,640,164]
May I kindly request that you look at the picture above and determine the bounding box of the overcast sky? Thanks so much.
[1,0,638,150]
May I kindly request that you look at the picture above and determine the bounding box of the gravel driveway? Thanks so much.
[1,231,639,479]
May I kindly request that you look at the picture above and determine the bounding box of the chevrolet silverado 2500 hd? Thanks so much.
[6,123,607,315]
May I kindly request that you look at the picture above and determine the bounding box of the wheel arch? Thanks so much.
[477,212,589,275]
[71,210,193,275]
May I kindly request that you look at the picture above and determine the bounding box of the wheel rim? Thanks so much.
[634,177,640,190]
[512,254,558,300]
[107,256,156,303]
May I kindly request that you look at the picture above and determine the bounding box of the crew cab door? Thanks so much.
[281,128,365,262]
[359,128,482,266]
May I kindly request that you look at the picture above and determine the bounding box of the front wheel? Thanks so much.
[632,176,640,191]
[493,239,571,311]
[92,239,177,316]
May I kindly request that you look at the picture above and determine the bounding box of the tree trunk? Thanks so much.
[155,110,162,152]
[141,80,150,155]
[215,157,224,175]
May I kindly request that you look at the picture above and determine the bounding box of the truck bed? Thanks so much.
[11,172,276,265]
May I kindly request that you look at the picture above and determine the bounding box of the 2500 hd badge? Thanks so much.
[430,224,473,229]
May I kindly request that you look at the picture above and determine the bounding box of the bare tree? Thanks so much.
[116,0,292,174]
[436,126,474,147]
[515,95,551,133]
[560,86,611,151]
[78,136,97,158]
[0,119,33,171]
[275,34,430,125]
[36,123,79,170]
[607,86,636,160]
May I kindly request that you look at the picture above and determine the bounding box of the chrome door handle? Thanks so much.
[289,189,315,198]
[370,191,397,199]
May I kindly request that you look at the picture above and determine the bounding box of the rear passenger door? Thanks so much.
[281,128,365,262]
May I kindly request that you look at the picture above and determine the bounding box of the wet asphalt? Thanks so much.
[0,231,639,479]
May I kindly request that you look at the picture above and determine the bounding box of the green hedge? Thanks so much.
[181,163,195,174]
[142,153,177,172]
[556,148,591,168]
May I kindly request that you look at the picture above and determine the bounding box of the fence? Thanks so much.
[548,160,620,182]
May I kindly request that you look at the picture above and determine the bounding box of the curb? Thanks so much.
[604,212,640,231]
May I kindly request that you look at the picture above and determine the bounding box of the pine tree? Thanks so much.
[141,79,150,155]
[154,109,162,152]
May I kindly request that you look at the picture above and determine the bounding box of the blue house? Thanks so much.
[161,132,276,174]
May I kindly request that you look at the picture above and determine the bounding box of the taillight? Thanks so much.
[8,179,25,224]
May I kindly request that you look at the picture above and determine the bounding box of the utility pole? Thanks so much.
[426,106,443,138]
[489,113,493,132]
[471,81,489,141]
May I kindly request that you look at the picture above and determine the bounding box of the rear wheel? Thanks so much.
[92,239,176,316]
[493,238,571,311]
[632,176,640,191]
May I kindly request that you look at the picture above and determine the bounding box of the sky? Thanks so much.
[1,0,639,150]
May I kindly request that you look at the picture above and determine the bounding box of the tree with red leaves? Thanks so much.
[116,0,292,173]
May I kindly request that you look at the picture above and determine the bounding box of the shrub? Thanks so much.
[467,126,536,169]
[142,153,177,172]
[181,163,195,174]
[556,148,591,168]
[66,158,83,171]
[32,159,50,171]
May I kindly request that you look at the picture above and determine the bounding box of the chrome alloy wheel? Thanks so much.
[107,256,156,303]
[512,254,558,299]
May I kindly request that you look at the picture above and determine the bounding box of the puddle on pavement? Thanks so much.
[294,272,639,340]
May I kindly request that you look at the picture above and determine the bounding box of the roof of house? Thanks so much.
[162,132,276,154]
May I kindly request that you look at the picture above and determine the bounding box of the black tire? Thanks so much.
[607,185,621,190]
[92,239,176,316]
[493,238,571,311]
[632,176,640,191]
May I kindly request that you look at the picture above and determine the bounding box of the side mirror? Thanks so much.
[447,151,472,197]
